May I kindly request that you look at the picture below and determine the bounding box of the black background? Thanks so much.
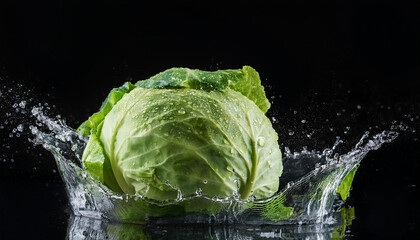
[0,0,419,239]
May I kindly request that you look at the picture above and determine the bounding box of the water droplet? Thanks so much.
[196,188,202,196]
[178,110,185,115]
[288,130,294,136]
[177,190,183,201]
[203,179,207,184]
[301,119,306,124]
[257,137,265,146]
[271,116,278,123]
[249,195,256,201]
[19,100,27,108]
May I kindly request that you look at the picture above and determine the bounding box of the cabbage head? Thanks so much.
[78,66,282,201]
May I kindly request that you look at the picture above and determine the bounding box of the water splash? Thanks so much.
[27,106,407,226]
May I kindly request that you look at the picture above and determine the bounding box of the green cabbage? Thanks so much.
[78,66,282,201]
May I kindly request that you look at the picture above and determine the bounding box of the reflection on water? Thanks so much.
[67,208,354,240]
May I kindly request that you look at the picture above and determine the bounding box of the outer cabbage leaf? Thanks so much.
[135,67,235,90]
[78,82,136,136]
[336,164,359,200]
[135,66,271,113]
[79,82,135,192]
[228,66,271,113]
[82,130,122,192]
[100,87,282,200]
[81,133,104,182]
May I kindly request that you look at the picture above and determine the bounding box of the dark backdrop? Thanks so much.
[0,0,419,239]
